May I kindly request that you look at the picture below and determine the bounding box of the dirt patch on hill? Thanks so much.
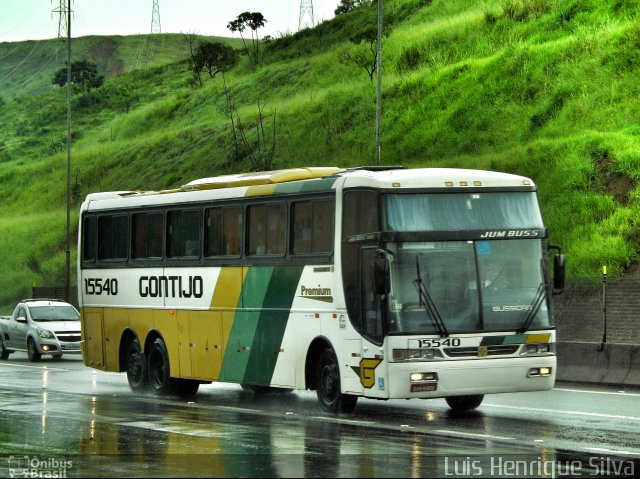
[592,150,635,205]
[87,38,124,78]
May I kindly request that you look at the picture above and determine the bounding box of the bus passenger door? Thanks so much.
[358,247,389,399]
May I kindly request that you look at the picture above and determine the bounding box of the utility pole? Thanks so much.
[53,0,72,303]
[375,0,382,166]
[299,0,315,31]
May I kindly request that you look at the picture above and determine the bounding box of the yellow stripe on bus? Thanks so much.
[525,333,552,343]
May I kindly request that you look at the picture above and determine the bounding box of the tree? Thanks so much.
[52,60,104,94]
[227,12,267,67]
[334,0,372,15]
[182,30,201,86]
[339,23,390,81]
[193,41,238,80]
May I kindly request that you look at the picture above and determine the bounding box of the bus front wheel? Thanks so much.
[126,339,148,393]
[445,394,484,412]
[316,349,357,414]
[147,338,172,396]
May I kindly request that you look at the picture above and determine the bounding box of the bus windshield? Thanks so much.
[385,192,543,231]
[386,239,551,335]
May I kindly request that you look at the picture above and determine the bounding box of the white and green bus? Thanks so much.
[78,166,565,413]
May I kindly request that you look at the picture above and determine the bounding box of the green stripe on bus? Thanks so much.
[218,266,274,383]
[242,265,304,386]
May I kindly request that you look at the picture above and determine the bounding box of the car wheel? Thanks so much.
[0,337,10,360]
[126,339,148,393]
[147,337,173,396]
[316,349,357,414]
[445,394,484,412]
[27,338,41,362]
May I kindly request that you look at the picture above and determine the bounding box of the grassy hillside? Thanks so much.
[1,0,640,311]
[0,34,240,100]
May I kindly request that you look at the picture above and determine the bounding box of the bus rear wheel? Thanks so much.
[126,339,148,393]
[445,394,484,412]
[147,338,172,396]
[316,349,357,414]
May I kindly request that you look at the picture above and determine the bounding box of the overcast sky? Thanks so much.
[0,0,338,43]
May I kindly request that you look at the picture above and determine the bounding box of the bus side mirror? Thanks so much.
[374,255,390,295]
[549,244,565,294]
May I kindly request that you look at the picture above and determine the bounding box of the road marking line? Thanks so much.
[483,403,640,422]
[555,387,640,397]
[0,363,73,372]
[433,429,515,441]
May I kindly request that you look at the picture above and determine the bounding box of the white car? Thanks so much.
[0,299,81,361]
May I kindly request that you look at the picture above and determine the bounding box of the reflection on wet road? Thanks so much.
[0,354,638,477]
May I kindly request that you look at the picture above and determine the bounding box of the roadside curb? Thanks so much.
[556,341,640,387]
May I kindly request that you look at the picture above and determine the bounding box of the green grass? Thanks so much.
[2,0,640,311]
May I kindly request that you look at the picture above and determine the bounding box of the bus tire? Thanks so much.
[316,349,358,414]
[126,339,148,393]
[147,337,172,396]
[27,338,41,362]
[173,378,199,398]
[445,394,484,412]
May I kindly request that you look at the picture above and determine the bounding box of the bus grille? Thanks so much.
[443,345,520,357]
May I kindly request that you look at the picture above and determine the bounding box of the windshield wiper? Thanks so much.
[415,257,449,338]
[516,282,546,334]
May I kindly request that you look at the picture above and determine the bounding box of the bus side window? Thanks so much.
[205,206,242,257]
[83,216,97,262]
[292,199,334,255]
[98,215,128,261]
[167,210,201,258]
[248,203,285,256]
[342,190,379,335]
[132,212,163,259]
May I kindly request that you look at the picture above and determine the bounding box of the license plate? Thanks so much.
[411,383,437,393]
[61,344,78,350]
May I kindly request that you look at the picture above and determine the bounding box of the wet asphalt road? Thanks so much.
[0,353,639,477]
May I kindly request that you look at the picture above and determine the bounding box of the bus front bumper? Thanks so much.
[386,355,556,399]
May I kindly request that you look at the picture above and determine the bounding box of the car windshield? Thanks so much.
[386,240,551,334]
[29,305,80,322]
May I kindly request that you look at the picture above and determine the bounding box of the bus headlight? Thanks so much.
[521,343,555,356]
[392,348,444,362]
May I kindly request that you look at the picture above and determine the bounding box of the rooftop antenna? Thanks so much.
[299,0,315,30]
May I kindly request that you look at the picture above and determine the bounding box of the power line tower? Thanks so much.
[150,0,161,34]
[298,0,314,31]
[52,0,73,302]
[52,0,71,39]
[145,0,161,67]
